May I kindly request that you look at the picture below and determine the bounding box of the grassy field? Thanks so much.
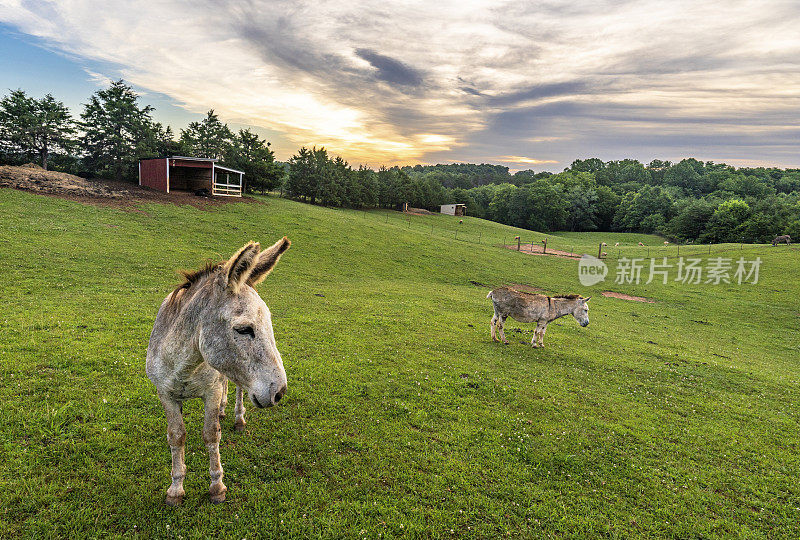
[2,188,799,538]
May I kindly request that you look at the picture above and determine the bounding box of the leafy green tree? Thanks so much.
[179,110,233,160]
[570,158,605,173]
[487,183,517,224]
[0,89,74,169]
[315,149,342,206]
[522,180,567,231]
[612,186,674,231]
[286,147,316,202]
[786,220,800,240]
[739,212,782,243]
[80,80,157,181]
[354,166,379,208]
[666,199,715,241]
[563,184,598,231]
[700,199,751,243]
[594,185,620,231]
[226,129,283,194]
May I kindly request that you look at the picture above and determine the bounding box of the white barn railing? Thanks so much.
[212,164,244,197]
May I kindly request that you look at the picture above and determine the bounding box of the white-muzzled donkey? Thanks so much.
[487,287,590,348]
[146,238,290,505]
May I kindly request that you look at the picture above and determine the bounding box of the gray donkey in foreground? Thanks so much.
[146,238,290,505]
[487,287,590,347]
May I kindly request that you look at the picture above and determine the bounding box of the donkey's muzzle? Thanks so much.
[251,383,287,408]
[581,321,589,327]
[274,384,287,403]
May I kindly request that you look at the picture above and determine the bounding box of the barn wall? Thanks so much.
[140,159,168,192]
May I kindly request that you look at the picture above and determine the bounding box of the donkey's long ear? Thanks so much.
[225,241,261,293]
[247,237,291,286]
[583,296,591,302]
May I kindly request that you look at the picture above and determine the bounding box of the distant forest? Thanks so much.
[1,82,799,243]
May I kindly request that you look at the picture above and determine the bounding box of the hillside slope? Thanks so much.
[1,188,798,537]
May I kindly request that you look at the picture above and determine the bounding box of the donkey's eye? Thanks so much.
[235,326,255,338]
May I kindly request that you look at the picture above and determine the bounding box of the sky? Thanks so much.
[0,0,799,171]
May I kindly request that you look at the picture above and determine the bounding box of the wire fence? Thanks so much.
[374,210,792,260]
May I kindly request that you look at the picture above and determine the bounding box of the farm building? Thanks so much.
[440,203,466,216]
[138,156,244,197]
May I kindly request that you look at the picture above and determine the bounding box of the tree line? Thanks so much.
[282,152,800,244]
[2,84,798,243]
[0,81,283,193]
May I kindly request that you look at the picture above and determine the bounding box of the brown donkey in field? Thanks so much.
[772,234,791,246]
[146,238,290,505]
[487,287,590,348]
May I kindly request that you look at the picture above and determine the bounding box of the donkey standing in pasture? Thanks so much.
[487,287,590,348]
[146,238,290,505]
[772,234,791,246]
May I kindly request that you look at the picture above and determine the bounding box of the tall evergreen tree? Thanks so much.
[226,129,283,193]
[0,90,74,169]
[179,110,232,160]
[286,147,316,202]
[80,80,156,181]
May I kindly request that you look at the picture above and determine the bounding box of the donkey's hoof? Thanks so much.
[210,492,226,504]
[502,340,509,345]
[234,421,246,433]
[165,494,183,506]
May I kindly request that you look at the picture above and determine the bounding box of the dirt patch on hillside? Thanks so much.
[0,164,258,211]
[469,280,546,294]
[503,244,583,260]
[601,291,655,303]
[406,207,435,215]
[508,283,546,294]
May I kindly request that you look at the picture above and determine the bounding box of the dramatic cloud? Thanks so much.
[354,49,424,87]
[1,0,799,167]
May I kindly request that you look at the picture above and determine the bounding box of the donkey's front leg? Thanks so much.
[203,389,227,503]
[159,394,187,506]
[537,322,548,348]
[234,385,246,432]
[532,322,546,348]
[497,316,509,344]
[490,314,499,342]
[219,377,229,419]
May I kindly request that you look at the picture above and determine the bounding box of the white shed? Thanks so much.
[440,203,466,216]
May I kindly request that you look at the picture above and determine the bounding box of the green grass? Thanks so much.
[2,188,799,538]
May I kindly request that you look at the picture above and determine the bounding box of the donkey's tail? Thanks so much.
[486,290,493,299]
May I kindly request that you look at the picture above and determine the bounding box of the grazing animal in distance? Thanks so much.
[772,234,791,246]
[638,242,644,246]
[146,238,291,505]
[614,242,619,247]
[487,287,590,348]
[664,241,669,245]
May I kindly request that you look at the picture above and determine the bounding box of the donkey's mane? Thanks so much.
[167,260,223,309]
[554,294,582,299]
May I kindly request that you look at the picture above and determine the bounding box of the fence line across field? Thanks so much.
[374,211,786,259]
